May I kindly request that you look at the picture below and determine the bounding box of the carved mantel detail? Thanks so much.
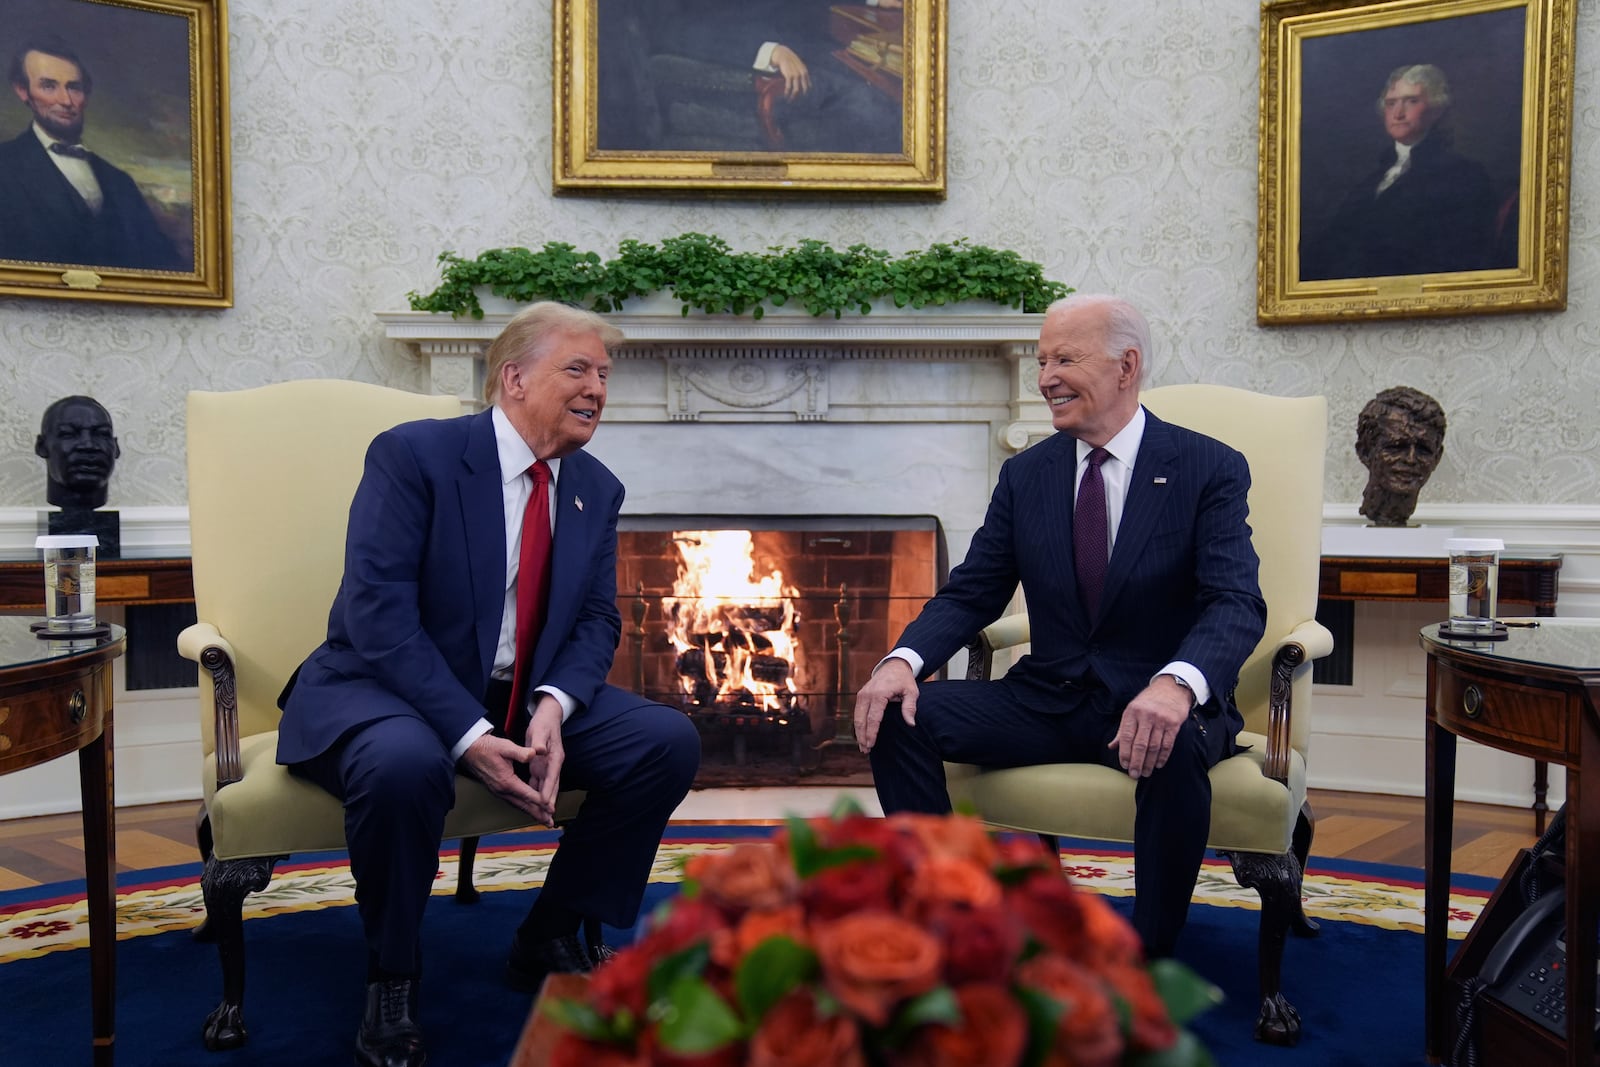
[377,308,1048,444]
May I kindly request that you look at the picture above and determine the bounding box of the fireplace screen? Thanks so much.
[609,517,944,786]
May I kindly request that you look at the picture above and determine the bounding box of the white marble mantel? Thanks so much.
[375,306,1054,447]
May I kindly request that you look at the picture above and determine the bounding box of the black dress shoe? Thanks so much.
[505,930,594,993]
[355,978,426,1067]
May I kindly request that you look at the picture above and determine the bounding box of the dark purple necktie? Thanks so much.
[1074,447,1110,619]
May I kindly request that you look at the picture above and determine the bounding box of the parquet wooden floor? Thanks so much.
[0,788,1541,892]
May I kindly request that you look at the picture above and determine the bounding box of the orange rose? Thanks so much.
[993,834,1059,876]
[1016,955,1123,1067]
[589,942,655,1017]
[893,982,1027,1067]
[802,857,894,919]
[899,812,999,868]
[905,856,1002,918]
[1101,962,1179,1052]
[749,989,866,1067]
[925,904,1023,985]
[813,813,926,884]
[1073,891,1144,970]
[637,897,729,962]
[814,911,943,1026]
[688,842,799,915]
[711,904,809,969]
[1005,873,1087,958]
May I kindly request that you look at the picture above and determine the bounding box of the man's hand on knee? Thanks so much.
[1109,676,1193,779]
[853,657,919,754]
[461,734,550,823]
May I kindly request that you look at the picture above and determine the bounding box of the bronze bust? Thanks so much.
[1355,386,1446,527]
[36,395,120,511]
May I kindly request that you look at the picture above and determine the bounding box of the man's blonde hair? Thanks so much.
[483,302,626,406]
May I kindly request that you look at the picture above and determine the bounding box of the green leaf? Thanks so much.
[735,936,819,1021]
[1147,959,1224,1026]
[540,996,612,1040]
[1125,1028,1217,1067]
[879,986,961,1048]
[648,942,711,1003]
[1015,985,1065,1067]
[655,977,745,1054]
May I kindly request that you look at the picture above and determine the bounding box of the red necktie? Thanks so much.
[506,460,553,735]
[1074,447,1110,620]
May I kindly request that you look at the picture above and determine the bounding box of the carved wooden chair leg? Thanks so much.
[1289,803,1320,937]
[456,835,482,904]
[1224,849,1303,1047]
[199,853,278,1051]
[191,808,217,942]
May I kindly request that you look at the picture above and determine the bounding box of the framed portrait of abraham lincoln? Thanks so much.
[0,0,230,307]
[1257,0,1574,324]
[553,0,946,197]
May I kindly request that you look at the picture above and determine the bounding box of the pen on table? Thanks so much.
[1494,618,1540,628]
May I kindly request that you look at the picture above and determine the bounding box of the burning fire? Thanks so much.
[663,530,803,712]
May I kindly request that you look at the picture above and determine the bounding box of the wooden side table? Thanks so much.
[0,618,126,1066]
[1324,553,1563,830]
[1422,621,1599,1066]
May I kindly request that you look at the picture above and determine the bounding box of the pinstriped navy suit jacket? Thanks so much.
[898,408,1267,745]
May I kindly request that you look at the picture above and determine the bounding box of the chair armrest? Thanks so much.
[964,614,1030,681]
[1263,619,1334,783]
[178,620,245,787]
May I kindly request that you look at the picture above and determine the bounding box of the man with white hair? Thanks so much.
[1301,63,1501,280]
[854,293,1267,959]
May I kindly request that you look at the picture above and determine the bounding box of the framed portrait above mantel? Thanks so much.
[553,0,946,197]
[0,0,231,308]
[1257,0,1574,324]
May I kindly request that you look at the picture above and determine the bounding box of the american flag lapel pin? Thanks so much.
[1153,477,1168,485]
[575,496,584,511]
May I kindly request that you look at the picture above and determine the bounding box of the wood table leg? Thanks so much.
[1533,759,1549,835]
[79,711,116,1067]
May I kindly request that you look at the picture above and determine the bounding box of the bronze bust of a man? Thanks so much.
[36,395,120,511]
[1355,386,1446,527]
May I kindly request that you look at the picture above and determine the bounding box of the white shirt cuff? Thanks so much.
[536,685,579,724]
[878,647,925,678]
[1155,661,1210,707]
[754,42,779,71]
[451,718,493,762]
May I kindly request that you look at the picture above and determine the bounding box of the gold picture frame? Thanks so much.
[553,0,946,197]
[1258,0,1574,324]
[0,0,230,307]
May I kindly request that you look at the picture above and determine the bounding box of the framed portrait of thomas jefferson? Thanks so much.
[553,0,946,197]
[0,0,230,307]
[1257,0,1574,324]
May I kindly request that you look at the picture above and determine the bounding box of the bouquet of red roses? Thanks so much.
[544,804,1219,1066]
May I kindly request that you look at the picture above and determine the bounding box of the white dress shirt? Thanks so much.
[32,123,103,213]
[451,407,577,759]
[1375,141,1414,197]
[883,405,1211,707]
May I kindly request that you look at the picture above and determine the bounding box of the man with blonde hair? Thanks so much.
[280,301,699,1067]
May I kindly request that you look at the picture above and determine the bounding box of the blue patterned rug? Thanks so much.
[0,825,1493,1066]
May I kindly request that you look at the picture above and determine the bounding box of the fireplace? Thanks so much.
[608,516,945,786]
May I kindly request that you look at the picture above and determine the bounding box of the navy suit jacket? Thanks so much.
[898,409,1267,744]
[278,409,624,765]
[0,127,187,271]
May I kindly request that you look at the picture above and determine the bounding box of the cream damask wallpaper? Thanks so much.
[0,0,1595,510]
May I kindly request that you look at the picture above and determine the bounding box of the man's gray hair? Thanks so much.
[483,301,625,406]
[1377,64,1452,113]
[1045,293,1152,386]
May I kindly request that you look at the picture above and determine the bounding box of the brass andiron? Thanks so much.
[630,582,648,696]
[826,583,855,745]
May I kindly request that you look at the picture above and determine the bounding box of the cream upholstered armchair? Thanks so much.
[180,380,582,1051]
[945,385,1333,1046]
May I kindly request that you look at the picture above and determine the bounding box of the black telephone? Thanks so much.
[1478,888,1600,1041]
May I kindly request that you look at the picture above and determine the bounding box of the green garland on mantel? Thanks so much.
[406,233,1072,320]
